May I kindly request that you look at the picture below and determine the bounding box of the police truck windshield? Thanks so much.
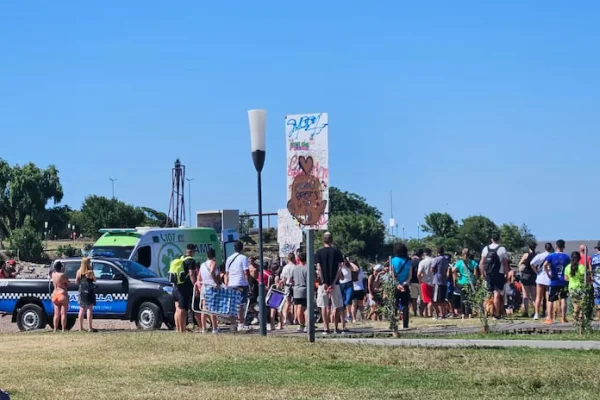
[114,260,157,279]
[90,246,134,259]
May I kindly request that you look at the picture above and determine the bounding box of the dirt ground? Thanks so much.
[0,316,136,333]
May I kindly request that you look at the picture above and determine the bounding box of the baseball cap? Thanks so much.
[374,264,383,272]
[7,260,16,266]
[595,241,600,250]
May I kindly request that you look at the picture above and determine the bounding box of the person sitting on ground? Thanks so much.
[291,252,308,332]
[51,261,70,333]
[4,260,18,279]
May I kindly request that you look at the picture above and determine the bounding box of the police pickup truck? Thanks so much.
[0,257,175,331]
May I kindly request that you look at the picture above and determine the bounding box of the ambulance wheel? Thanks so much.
[17,304,47,331]
[136,302,163,330]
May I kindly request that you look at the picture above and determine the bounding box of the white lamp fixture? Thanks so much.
[248,109,267,153]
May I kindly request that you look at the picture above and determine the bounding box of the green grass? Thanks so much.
[2,332,600,399]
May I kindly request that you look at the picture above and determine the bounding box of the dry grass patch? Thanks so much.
[2,331,599,399]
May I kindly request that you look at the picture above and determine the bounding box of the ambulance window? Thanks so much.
[135,246,152,268]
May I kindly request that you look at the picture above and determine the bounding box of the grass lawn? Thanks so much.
[2,332,600,399]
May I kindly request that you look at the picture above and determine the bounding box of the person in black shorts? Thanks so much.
[291,252,308,332]
[173,244,198,333]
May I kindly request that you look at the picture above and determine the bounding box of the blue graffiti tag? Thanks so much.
[287,114,328,140]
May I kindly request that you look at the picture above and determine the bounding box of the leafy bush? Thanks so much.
[463,277,490,333]
[262,228,277,243]
[7,218,44,262]
[570,285,595,335]
[56,245,78,258]
[378,277,399,335]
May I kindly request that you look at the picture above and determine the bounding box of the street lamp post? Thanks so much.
[248,109,267,337]
[186,178,195,227]
[44,221,48,249]
[109,178,118,199]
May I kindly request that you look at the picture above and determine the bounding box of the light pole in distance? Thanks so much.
[186,178,195,227]
[248,109,267,336]
[109,178,118,199]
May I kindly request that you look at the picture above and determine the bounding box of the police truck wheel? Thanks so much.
[16,304,47,331]
[136,302,163,330]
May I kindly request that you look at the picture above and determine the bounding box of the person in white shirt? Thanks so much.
[417,248,435,318]
[531,242,554,320]
[225,241,250,331]
[351,266,366,323]
[278,253,296,325]
[197,248,219,334]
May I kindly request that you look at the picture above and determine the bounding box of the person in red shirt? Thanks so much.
[579,245,591,271]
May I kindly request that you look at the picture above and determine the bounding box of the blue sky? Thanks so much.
[1,1,598,240]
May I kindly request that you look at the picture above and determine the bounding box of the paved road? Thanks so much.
[332,338,600,350]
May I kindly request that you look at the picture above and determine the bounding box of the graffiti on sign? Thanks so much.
[285,113,329,230]
[277,209,303,257]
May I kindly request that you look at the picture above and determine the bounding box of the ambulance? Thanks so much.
[90,227,226,278]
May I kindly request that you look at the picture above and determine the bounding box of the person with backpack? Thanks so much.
[76,257,97,332]
[170,244,199,333]
[542,239,570,324]
[391,243,413,329]
[518,242,538,318]
[479,233,509,320]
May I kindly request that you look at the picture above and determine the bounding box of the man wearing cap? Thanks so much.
[4,260,18,279]
[590,242,600,320]
[315,232,345,334]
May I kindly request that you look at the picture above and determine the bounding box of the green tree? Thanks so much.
[458,216,498,253]
[77,196,146,239]
[8,216,44,261]
[140,207,173,227]
[239,210,255,236]
[44,205,72,239]
[421,213,458,239]
[0,160,63,231]
[326,187,386,260]
[499,223,536,253]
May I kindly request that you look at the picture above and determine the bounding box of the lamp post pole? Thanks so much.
[248,109,267,336]
[109,178,117,199]
[44,221,48,249]
[186,178,195,227]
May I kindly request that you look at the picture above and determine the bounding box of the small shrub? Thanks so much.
[56,245,78,258]
[570,284,595,335]
[7,218,44,262]
[378,277,399,335]
[464,277,490,333]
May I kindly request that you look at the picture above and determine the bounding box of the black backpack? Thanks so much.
[484,246,502,276]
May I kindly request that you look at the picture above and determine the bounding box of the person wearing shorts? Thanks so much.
[431,247,449,319]
[225,241,250,331]
[339,258,355,323]
[410,249,423,317]
[418,248,434,318]
[591,242,600,320]
[543,240,570,324]
[351,266,366,323]
[531,243,554,320]
[291,252,308,331]
[315,232,345,334]
[480,233,509,320]
[518,243,538,318]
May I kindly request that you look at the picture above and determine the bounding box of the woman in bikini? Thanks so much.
[51,261,70,332]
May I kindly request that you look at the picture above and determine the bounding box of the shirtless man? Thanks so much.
[51,261,70,332]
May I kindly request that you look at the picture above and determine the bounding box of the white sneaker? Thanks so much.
[267,325,272,331]
[533,313,539,321]
[237,323,244,331]
[212,328,220,335]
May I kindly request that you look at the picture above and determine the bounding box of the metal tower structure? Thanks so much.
[167,159,186,227]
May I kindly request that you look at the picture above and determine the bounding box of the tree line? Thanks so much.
[0,158,535,262]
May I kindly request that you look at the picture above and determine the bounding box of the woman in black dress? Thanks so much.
[76,257,97,332]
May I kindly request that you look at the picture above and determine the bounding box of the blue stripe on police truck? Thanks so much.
[0,292,128,315]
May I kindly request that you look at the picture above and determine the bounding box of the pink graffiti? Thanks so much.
[287,155,328,181]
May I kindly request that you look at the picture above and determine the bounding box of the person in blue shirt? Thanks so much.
[543,239,570,324]
[391,242,412,329]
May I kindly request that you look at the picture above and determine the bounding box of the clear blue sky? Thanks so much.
[1,1,598,240]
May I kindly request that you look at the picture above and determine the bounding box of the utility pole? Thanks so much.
[186,178,195,227]
[109,178,117,199]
